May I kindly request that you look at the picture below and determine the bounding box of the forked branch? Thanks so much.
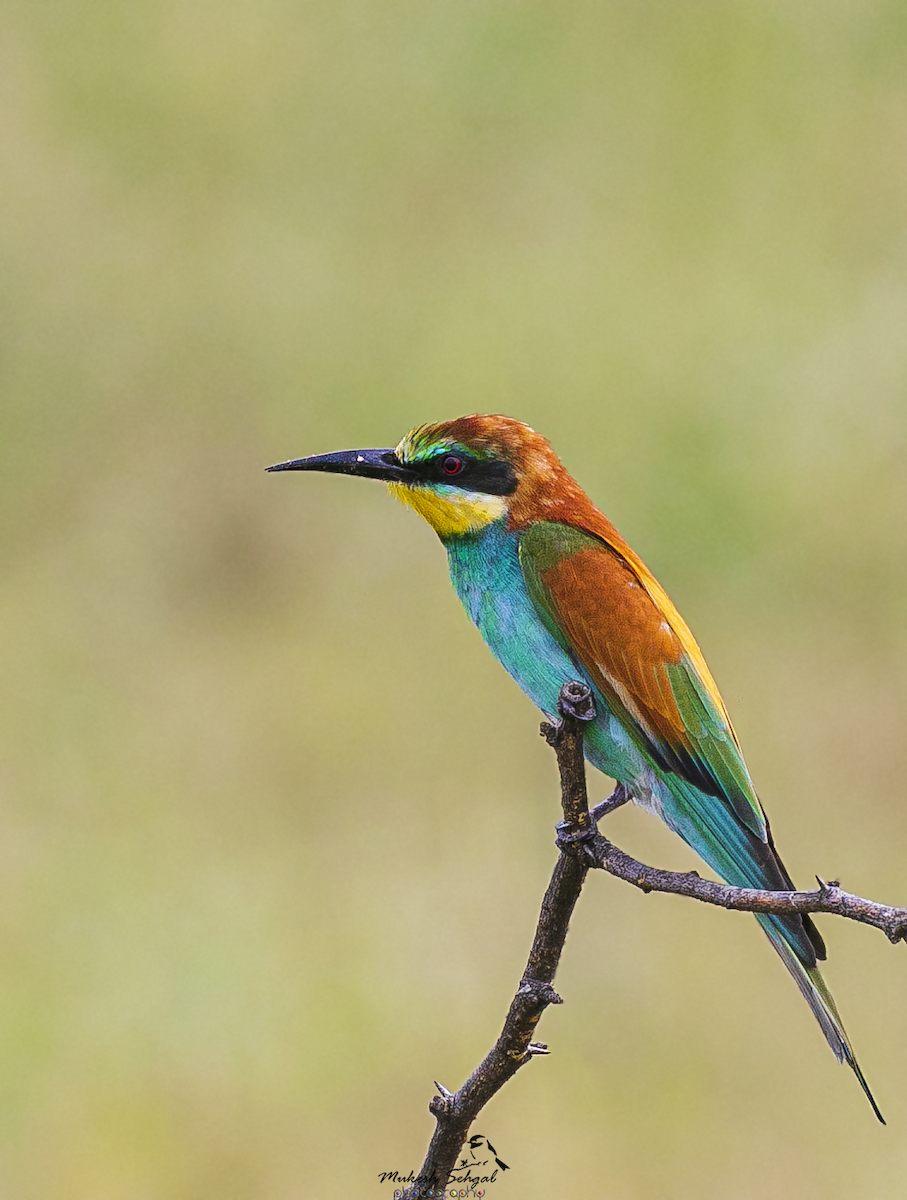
[398,682,904,1198]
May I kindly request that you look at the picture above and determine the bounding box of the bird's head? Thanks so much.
[268,415,588,539]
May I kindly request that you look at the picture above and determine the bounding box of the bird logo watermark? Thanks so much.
[380,1133,511,1196]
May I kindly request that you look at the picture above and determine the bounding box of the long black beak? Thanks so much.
[266,447,417,483]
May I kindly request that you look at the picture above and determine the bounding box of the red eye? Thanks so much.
[442,455,463,476]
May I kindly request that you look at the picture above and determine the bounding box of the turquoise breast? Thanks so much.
[445,520,580,717]
[444,521,640,783]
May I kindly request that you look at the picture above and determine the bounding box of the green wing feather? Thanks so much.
[518,520,765,836]
[518,518,883,1121]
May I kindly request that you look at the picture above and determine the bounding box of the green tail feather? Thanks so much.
[758,917,884,1124]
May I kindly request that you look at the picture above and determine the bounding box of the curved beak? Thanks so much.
[266,447,417,484]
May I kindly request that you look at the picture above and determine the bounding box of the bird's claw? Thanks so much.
[555,819,598,862]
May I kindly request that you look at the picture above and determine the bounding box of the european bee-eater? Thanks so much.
[268,414,881,1120]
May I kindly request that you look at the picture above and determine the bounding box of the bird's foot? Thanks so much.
[590,782,632,823]
[555,818,599,863]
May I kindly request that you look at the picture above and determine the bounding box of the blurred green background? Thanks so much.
[2,1,906,1196]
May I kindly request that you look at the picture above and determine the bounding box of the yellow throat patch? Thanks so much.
[387,482,507,538]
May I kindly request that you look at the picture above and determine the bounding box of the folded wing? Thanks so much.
[518,521,765,832]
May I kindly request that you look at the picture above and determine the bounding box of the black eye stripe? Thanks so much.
[409,453,518,496]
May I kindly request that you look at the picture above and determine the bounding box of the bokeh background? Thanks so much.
[2,1,907,1196]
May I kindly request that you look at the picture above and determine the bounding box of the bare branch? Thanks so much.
[398,682,905,1197]
[586,833,907,945]
[398,683,598,1199]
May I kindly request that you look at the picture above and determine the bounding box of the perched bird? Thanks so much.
[268,414,880,1120]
